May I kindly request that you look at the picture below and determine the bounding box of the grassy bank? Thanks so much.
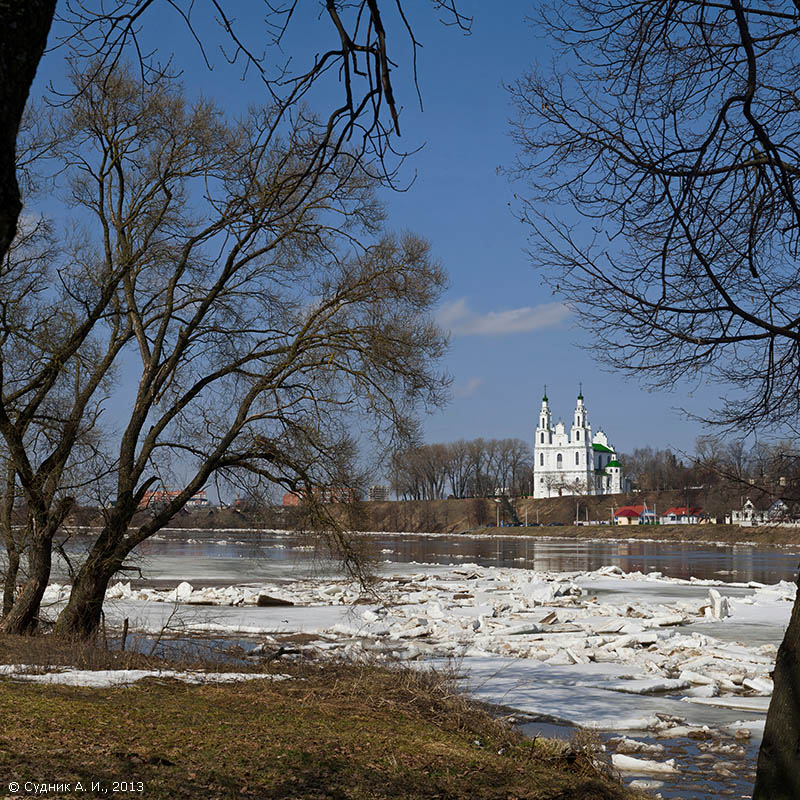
[467,522,800,546]
[0,638,649,800]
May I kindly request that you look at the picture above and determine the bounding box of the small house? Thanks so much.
[660,506,704,525]
[614,504,657,525]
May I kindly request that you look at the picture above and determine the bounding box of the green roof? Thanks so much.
[592,442,613,453]
[606,459,621,468]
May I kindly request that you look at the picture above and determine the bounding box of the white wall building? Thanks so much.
[533,389,627,499]
[726,497,796,526]
[368,485,390,501]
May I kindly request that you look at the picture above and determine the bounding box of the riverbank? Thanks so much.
[466,523,800,547]
[0,638,647,800]
[118,494,800,546]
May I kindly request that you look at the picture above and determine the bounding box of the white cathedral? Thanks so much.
[533,388,627,499]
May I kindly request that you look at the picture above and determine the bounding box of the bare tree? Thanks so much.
[509,1,800,796]
[393,437,534,500]
[444,439,471,498]
[0,195,124,633]
[0,2,470,635]
[0,62,447,638]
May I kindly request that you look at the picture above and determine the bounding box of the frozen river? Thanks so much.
[40,528,800,799]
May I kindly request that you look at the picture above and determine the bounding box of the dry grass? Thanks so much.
[0,640,652,800]
[0,632,265,673]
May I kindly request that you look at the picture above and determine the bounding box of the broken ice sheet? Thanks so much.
[38,562,790,746]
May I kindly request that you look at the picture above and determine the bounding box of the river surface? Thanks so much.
[54,527,800,587]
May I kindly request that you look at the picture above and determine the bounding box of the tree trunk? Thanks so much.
[2,544,19,617]
[753,578,800,799]
[0,2,57,259]
[54,535,125,640]
[0,531,50,634]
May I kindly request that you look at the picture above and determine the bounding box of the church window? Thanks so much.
[540,432,544,443]
[576,430,580,440]
[539,453,544,466]
[575,452,579,465]
[557,453,563,469]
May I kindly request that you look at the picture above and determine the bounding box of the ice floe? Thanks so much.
[1,666,287,688]
[611,753,678,774]
[37,561,792,745]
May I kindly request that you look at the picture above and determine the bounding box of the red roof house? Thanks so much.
[661,506,704,524]
[613,504,657,525]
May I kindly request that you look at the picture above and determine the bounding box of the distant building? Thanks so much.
[368,485,390,501]
[726,497,798,526]
[186,490,211,509]
[614,504,657,525]
[282,486,360,506]
[138,489,181,510]
[534,388,629,499]
[138,488,212,511]
[660,506,704,525]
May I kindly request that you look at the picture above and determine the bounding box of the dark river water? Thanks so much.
[52,528,800,587]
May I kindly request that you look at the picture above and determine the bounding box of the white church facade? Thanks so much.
[533,389,627,499]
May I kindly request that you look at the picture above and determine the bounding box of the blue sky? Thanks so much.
[33,1,724,461]
[367,3,721,456]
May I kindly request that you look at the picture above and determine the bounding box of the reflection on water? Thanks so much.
[45,529,800,586]
[376,534,800,584]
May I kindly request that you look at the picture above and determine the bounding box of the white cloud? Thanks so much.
[438,297,569,336]
[454,377,483,398]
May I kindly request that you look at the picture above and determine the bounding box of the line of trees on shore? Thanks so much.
[626,438,800,502]
[391,438,533,500]
[391,436,800,508]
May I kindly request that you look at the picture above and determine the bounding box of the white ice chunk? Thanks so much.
[706,588,731,620]
[628,779,664,790]
[611,754,678,774]
[603,678,690,695]
[683,684,719,698]
[682,695,771,712]
[585,716,662,732]
[743,676,774,695]
[679,669,716,686]
[608,736,665,756]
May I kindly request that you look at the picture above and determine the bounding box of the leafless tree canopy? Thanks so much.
[510,3,800,796]
[0,61,448,637]
[510,0,800,433]
[0,2,469,636]
[53,2,472,185]
[393,438,533,499]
